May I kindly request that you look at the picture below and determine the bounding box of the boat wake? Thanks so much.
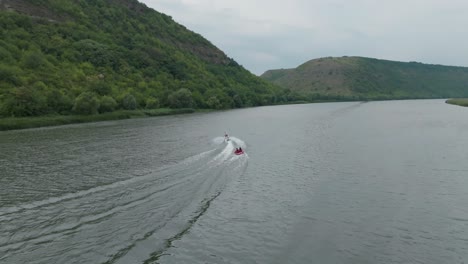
[0,137,248,264]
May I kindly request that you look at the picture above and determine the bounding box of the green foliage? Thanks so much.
[89,80,112,96]
[0,65,23,86]
[206,96,222,109]
[145,97,160,109]
[0,46,14,63]
[72,92,100,115]
[99,95,117,112]
[73,39,118,68]
[0,0,288,118]
[0,87,48,117]
[168,88,194,108]
[262,56,468,100]
[22,50,48,69]
[121,94,137,110]
[0,108,195,131]
[446,98,468,107]
[45,89,73,114]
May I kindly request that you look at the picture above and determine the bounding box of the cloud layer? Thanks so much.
[142,0,468,75]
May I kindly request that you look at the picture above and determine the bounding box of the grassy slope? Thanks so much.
[0,0,285,119]
[445,98,468,107]
[261,56,468,100]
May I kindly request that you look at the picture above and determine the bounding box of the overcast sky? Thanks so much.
[140,0,468,75]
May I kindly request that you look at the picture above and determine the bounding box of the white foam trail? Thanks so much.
[0,148,216,218]
[209,141,234,165]
[0,138,250,264]
[0,179,139,217]
[230,155,248,171]
[230,137,246,148]
[181,148,216,165]
[212,137,226,145]
[207,136,248,167]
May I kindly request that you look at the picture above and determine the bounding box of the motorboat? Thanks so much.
[234,149,244,155]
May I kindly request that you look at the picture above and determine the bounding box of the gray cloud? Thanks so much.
[141,0,468,75]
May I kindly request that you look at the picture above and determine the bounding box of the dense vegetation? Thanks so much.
[0,108,194,131]
[261,56,468,101]
[445,98,468,107]
[0,0,289,118]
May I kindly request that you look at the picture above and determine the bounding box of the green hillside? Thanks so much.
[261,56,468,101]
[0,0,286,117]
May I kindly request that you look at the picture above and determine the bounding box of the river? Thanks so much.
[1,99,467,263]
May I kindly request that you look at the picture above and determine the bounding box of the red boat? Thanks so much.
[234,149,244,155]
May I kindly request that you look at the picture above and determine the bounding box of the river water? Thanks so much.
[0,100,467,264]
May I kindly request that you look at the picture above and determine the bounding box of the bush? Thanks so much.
[145,97,160,109]
[90,81,112,96]
[73,39,118,68]
[46,89,73,114]
[0,46,13,63]
[72,92,100,115]
[0,65,23,85]
[0,87,48,117]
[22,51,48,69]
[206,96,222,109]
[167,88,193,108]
[99,96,117,112]
[122,94,137,110]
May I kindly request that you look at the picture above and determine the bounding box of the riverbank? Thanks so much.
[0,108,195,131]
[445,98,468,107]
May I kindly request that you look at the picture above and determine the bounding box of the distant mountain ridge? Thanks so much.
[261,56,468,100]
[0,0,285,117]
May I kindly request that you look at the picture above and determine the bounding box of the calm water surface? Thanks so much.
[1,100,467,263]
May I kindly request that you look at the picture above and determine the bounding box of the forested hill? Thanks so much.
[261,56,468,101]
[0,0,286,117]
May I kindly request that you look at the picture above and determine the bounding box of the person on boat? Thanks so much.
[238,147,243,152]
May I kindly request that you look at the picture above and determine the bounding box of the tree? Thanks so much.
[72,92,100,115]
[167,88,193,108]
[121,94,137,110]
[0,65,23,86]
[22,50,48,69]
[73,39,118,68]
[206,96,222,109]
[145,97,160,109]
[46,89,73,114]
[0,1,291,118]
[0,87,48,116]
[90,80,112,95]
[99,96,117,112]
[232,94,243,108]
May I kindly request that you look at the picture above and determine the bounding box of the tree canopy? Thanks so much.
[0,0,290,117]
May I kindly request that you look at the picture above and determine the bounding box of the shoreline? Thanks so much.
[0,108,196,131]
[1,99,452,131]
[445,98,468,107]
[0,103,316,132]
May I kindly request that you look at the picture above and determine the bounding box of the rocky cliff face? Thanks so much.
[0,0,67,22]
[1,0,228,65]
